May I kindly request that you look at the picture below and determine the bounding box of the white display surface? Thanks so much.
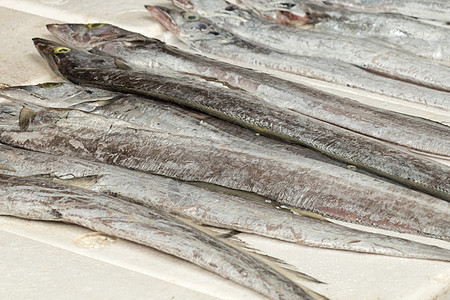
[0,2,449,299]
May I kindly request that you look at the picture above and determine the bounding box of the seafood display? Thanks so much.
[1,1,449,299]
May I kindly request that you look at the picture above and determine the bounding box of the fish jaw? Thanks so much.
[33,37,122,74]
[32,37,70,77]
[145,5,181,35]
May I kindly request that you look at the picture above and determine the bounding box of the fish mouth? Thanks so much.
[32,37,67,77]
[145,5,180,35]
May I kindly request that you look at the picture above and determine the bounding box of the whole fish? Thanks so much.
[171,0,450,92]
[4,143,450,261]
[239,0,450,61]
[0,173,317,300]
[47,21,450,159]
[31,37,450,201]
[2,90,450,240]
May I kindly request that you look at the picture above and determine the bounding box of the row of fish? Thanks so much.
[1,2,449,299]
[170,0,450,92]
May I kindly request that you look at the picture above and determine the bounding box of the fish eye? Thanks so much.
[86,23,106,29]
[38,82,63,89]
[183,12,200,22]
[53,47,71,54]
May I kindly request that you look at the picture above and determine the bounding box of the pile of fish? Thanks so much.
[1,1,449,299]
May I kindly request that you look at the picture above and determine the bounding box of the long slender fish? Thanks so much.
[0,173,318,300]
[142,8,450,111]
[171,0,450,92]
[4,143,450,261]
[2,91,450,240]
[239,0,450,61]
[31,38,450,201]
[281,0,450,22]
[47,21,450,159]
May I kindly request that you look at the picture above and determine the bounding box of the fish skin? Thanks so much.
[46,22,450,159]
[293,0,450,22]
[3,142,450,261]
[31,38,450,201]
[144,9,450,150]
[239,0,450,61]
[171,0,450,92]
[1,95,450,241]
[0,173,316,300]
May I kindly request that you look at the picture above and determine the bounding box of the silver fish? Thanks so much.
[0,173,318,300]
[283,0,450,22]
[4,142,450,261]
[239,0,450,61]
[47,21,450,159]
[31,38,450,201]
[171,0,450,92]
[2,88,450,240]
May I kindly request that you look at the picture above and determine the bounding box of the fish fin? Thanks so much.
[114,59,131,70]
[18,107,36,131]
[224,234,326,285]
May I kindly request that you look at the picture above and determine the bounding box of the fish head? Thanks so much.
[33,38,122,77]
[147,5,232,44]
[46,23,140,49]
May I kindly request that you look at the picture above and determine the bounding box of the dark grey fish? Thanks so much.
[31,38,450,201]
[46,21,450,159]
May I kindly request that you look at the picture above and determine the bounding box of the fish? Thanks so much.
[0,172,319,300]
[2,87,450,241]
[239,0,450,61]
[274,0,450,22]
[171,0,450,92]
[3,142,450,261]
[46,21,450,159]
[31,37,450,201]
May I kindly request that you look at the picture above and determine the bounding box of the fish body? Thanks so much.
[171,0,450,92]
[240,0,450,61]
[47,22,450,159]
[301,0,450,22]
[0,173,315,300]
[2,89,450,240]
[30,38,450,201]
[3,143,450,261]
